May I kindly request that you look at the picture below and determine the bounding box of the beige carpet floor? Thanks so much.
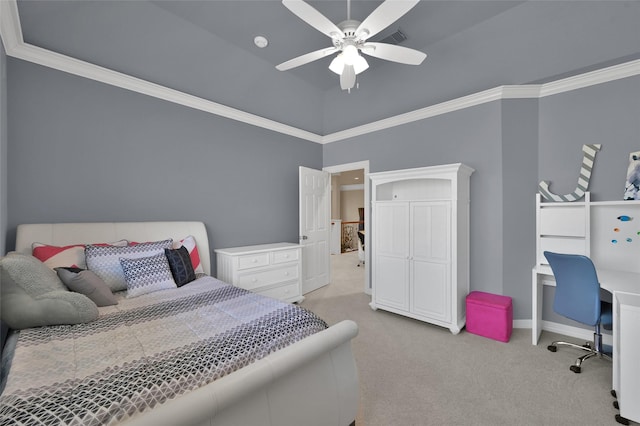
[300,251,621,426]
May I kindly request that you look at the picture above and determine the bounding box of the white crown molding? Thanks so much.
[1,0,639,145]
[0,0,22,53]
[539,59,640,98]
[321,85,545,143]
[0,1,322,144]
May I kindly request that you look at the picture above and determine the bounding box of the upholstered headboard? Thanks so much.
[15,222,211,275]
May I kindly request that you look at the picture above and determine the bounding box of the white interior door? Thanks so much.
[299,166,330,294]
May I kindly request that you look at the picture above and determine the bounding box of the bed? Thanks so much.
[0,222,359,426]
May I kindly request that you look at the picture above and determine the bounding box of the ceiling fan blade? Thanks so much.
[356,0,419,40]
[361,42,426,65]
[340,65,356,90]
[282,0,345,39]
[276,47,339,71]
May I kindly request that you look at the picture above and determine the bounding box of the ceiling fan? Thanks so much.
[276,0,427,91]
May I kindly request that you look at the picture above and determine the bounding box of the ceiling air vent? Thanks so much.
[376,29,407,45]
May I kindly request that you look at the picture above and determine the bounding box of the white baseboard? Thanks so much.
[511,319,612,346]
[513,319,531,329]
[541,320,613,346]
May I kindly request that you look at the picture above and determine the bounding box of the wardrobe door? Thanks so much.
[374,202,410,311]
[410,201,451,321]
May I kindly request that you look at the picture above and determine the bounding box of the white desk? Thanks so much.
[533,268,640,424]
[532,265,640,345]
[613,291,640,423]
[532,194,640,422]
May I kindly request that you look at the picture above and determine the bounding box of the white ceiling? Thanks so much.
[10,0,640,136]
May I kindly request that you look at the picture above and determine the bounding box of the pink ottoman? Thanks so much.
[466,291,513,342]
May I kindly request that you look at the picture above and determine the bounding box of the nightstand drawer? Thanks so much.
[257,282,300,301]
[237,253,270,270]
[238,265,299,290]
[273,249,299,264]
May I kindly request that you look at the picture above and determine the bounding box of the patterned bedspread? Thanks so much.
[0,276,327,425]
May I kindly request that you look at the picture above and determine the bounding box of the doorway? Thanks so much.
[323,161,370,294]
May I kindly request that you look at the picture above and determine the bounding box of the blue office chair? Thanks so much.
[543,251,612,373]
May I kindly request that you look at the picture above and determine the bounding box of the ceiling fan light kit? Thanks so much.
[277,0,427,92]
[329,52,368,75]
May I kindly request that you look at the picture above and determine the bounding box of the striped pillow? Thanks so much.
[32,240,128,269]
[172,236,204,275]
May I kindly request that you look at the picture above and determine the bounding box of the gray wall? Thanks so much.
[324,101,508,301]
[539,75,640,328]
[324,75,640,321]
[501,99,538,319]
[539,76,640,200]
[3,51,639,323]
[0,43,6,347]
[6,59,322,274]
[0,44,7,256]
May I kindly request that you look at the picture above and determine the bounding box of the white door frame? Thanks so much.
[323,161,371,294]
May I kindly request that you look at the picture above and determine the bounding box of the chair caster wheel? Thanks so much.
[570,365,581,373]
[615,414,629,425]
[611,389,617,398]
[613,401,619,410]
[547,345,557,352]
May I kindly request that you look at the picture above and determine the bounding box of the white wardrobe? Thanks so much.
[369,163,474,334]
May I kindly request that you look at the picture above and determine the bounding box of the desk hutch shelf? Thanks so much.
[536,192,640,272]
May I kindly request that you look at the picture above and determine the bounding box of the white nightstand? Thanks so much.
[215,242,304,303]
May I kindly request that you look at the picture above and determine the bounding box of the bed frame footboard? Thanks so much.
[123,319,359,426]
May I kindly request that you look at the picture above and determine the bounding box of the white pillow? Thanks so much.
[85,239,172,292]
[120,252,177,298]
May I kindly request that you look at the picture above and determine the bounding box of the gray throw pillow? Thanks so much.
[0,252,98,329]
[56,268,118,307]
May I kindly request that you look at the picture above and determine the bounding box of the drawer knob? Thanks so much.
[252,278,257,283]
[284,272,289,276]
[252,259,258,263]
[284,254,289,258]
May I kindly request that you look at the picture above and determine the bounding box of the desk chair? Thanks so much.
[543,251,612,373]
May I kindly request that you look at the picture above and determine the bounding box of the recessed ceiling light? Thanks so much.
[254,35,268,49]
